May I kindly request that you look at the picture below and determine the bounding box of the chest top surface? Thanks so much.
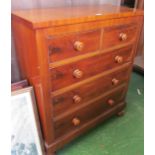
[12,4,143,29]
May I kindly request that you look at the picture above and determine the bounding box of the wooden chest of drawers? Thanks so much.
[12,4,143,155]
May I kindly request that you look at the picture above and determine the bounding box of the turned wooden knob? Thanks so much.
[74,41,84,51]
[112,78,119,85]
[73,69,83,78]
[73,95,82,103]
[72,117,80,126]
[107,99,115,106]
[119,33,127,41]
[115,56,123,63]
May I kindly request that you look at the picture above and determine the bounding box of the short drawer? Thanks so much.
[47,29,101,62]
[54,85,126,138]
[52,66,130,116]
[102,23,138,49]
[50,46,133,90]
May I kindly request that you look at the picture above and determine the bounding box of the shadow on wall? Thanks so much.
[11,0,121,83]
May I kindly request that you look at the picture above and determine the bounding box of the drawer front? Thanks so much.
[102,23,138,49]
[47,29,101,62]
[52,66,130,116]
[54,86,126,138]
[50,46,133,90]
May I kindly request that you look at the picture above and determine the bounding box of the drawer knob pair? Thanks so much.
[112,78,119,85]
[72,117,81,126]
[119,33,127,41]
[115,56,123,63]
[73,69,83,78]
[74,41,84,51]
[73,95,82,103]
[107,99,115,106]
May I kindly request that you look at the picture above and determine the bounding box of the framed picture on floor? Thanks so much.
[11,86,45,155]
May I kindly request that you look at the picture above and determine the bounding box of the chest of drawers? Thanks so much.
[12,4,143,155]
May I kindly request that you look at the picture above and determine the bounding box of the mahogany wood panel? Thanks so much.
[35,30,56,144]
[12,5,143,155]
[47,29,101,62]
[52,66,130,116]
[12,19,39,79]
[50,46,133,90]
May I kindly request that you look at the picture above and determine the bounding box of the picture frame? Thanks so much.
[11,86,45,155]
[11,79,28,91]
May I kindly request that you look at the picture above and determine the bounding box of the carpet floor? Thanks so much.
[57,72,144,155]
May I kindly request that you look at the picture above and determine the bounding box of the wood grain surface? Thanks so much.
[12,4,143,28]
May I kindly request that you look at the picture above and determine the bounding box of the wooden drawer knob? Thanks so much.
[74,41,84,51]
[119,33,127,41]
[112,78,119,85]
[73,95,82,103]
[72,117,80,126]
[73,69,83,78]
[107,99,115,106]
[115,56,123,63]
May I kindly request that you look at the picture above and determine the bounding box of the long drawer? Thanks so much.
[54,85,126,138]
[52,66,131,116]
[50,46,133,90]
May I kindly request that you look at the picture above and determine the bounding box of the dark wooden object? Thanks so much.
[134,0,144,72]
[121,0,144,72]
[11,79,28,91]
[12,5,143,155]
